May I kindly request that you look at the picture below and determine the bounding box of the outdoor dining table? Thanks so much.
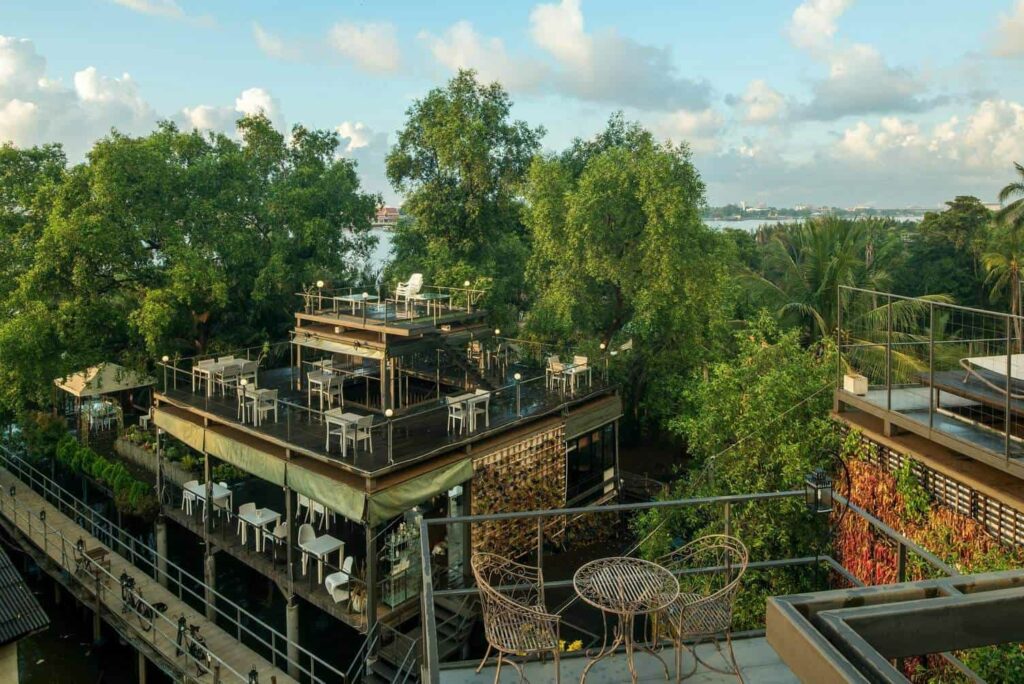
[335,292,379,315]
[573,557,679,683]
[412,291,451,316]
[82,400,118,431]
[237,386,275,426]
[300,534,344,584]
[324,408,364,458]
[237,507,281,552]
[193,359,237,397]
[450,392,490,432]
[184,481,233,520]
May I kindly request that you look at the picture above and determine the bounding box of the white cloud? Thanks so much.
[739,79,786,123]
[784,1,941,120]
[111,0,183,19]
[328,22,401,73]
[655,108,723,153]
[787,0,852,52]
[419,22,547,92]
[336,120,394,202]
[336,121,373,152]
[0,36,157,156]
[252,22,300,61]
[993,1,1024,57]
[423,0,709,111]
[179,87,285,136]
[109,0,213,26]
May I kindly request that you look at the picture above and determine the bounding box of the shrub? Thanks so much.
[54,435,158,520]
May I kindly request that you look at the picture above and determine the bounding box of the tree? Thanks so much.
[633,315,839,628]
[385,70,544,322]
[997,162,1024,231]
[910,196,992,306]
[0,116,378,413]
[523,114,733,430]
[983,223,1024,344]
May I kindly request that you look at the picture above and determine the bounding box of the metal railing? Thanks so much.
[416,489,965,683]
[155,343,611,478]
[0,443,350,683]
[296,282,487,324]
[837,286,1024,465]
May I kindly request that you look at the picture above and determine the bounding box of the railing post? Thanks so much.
[897,541,906,583]
[928,302,935,430]
[1007,316,1013,463]
[724,502,731,538]
[886,293,893,412]
[536,517,544,570]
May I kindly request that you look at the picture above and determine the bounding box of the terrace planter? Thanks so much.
[114,438,192,488]
[843,373,868,396]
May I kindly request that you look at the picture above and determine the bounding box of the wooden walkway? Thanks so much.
[0,464,296,684]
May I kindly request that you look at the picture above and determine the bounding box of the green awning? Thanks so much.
[206,429,286,486]
[153,408,205,452]
[366,458,473,526]
[286,462,366,523]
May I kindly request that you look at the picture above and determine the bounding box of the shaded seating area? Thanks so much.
[54,362,155,440]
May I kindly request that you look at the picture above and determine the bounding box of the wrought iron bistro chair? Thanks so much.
[656,534,749,683]
[471,552,561,684]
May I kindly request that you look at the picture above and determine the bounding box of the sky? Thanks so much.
[3,0,1024,208]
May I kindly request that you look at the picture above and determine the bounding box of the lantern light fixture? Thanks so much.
[805,468,833,514]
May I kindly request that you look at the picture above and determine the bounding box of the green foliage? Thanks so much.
[54,434,157,519]
[385,70,544,324]
[18,411,67,462]
[894,460,931,524]
[523,113,734,429]
[212,463,244,482]
[0,116,379,415]
[633,316,839,628]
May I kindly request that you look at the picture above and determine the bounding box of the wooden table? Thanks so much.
[237,508,281,552]
[300,534,344,584]
[574,557,679,683]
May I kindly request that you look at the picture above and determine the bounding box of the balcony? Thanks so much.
[155,338,613,477]
[836,286,1024,477]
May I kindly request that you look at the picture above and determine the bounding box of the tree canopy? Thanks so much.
[384,70,543,322]
[0,115,378,412]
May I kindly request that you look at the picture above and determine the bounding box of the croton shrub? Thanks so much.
[836,429,1024,681]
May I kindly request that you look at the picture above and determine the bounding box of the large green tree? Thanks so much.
[523,114,733,430]
[0,116,378,412]
[384,70,543,321]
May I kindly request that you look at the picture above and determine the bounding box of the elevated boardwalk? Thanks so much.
[0,464,296,684]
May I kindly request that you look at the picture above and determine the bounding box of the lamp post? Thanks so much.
[514,373,522,417]
[161,355,170,391]
[385,409,394,465]
[464,280,471,312]
[316,280,324,311]
[600,343,608,381]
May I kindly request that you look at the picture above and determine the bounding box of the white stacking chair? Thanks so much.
[298,524,316,576]
[237,502,256,544]
[255,389,278,425]
[181,480,198,516]
[345,414,374,454]
[297,493,310,522]
[446,396,466,434]
[325,556,355,603]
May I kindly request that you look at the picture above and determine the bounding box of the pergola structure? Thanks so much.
[54,362,155,441]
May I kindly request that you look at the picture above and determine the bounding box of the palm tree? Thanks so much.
[983,223,1024,346]
[997,162,1024,230]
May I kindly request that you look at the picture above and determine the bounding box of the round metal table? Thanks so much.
[573,557,679,683]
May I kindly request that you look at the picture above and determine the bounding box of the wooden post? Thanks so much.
[365,524,378,653]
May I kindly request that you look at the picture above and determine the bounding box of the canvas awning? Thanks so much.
[291,333,384,360]
[54,363,155,398]
[365,458,473,526]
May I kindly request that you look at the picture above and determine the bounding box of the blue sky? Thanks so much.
[3,0,1024,207]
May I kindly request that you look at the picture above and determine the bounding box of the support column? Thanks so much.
[155,517,168,589]
[92,574,102,645]
[204,553,216,621]
[284,485,294,593]
[286,596,300,680]
[137,651,147,684]
[365,523,378,648]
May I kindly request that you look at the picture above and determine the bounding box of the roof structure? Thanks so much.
[0,546,49,647]
[54,362,155,398]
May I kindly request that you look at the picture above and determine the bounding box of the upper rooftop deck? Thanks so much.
[154,336,615,479]
[835,286,1024,478]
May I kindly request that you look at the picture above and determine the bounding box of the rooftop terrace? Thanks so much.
[836,286,1024,478]
[155,336,614,478]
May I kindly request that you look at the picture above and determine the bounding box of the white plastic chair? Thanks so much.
[298,524,316,576]
[395,273,423,316]
[181,480,198,516]
[446,396,466,434]
[255,389,278,425]
[325,556,355,603]
[266,520,287,556]
[237,502,256,544]
[344,414,374,454]
[297,493,310,522]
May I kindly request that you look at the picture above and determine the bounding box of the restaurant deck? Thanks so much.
[158,363,612,477]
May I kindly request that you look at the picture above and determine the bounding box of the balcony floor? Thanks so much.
[440,637,796,683]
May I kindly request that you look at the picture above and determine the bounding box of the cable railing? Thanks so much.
[0,443,350,683]
[837,285,1024,466]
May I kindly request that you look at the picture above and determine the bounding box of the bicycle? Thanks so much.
[119,572,166,632]
[176,614,211,676]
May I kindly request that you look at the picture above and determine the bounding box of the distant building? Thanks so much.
[373,206,401,230]
[0,546,49,683]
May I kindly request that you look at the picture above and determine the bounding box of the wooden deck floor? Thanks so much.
[0,464,296,684]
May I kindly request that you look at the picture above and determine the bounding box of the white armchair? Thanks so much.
[325,556,355,603]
